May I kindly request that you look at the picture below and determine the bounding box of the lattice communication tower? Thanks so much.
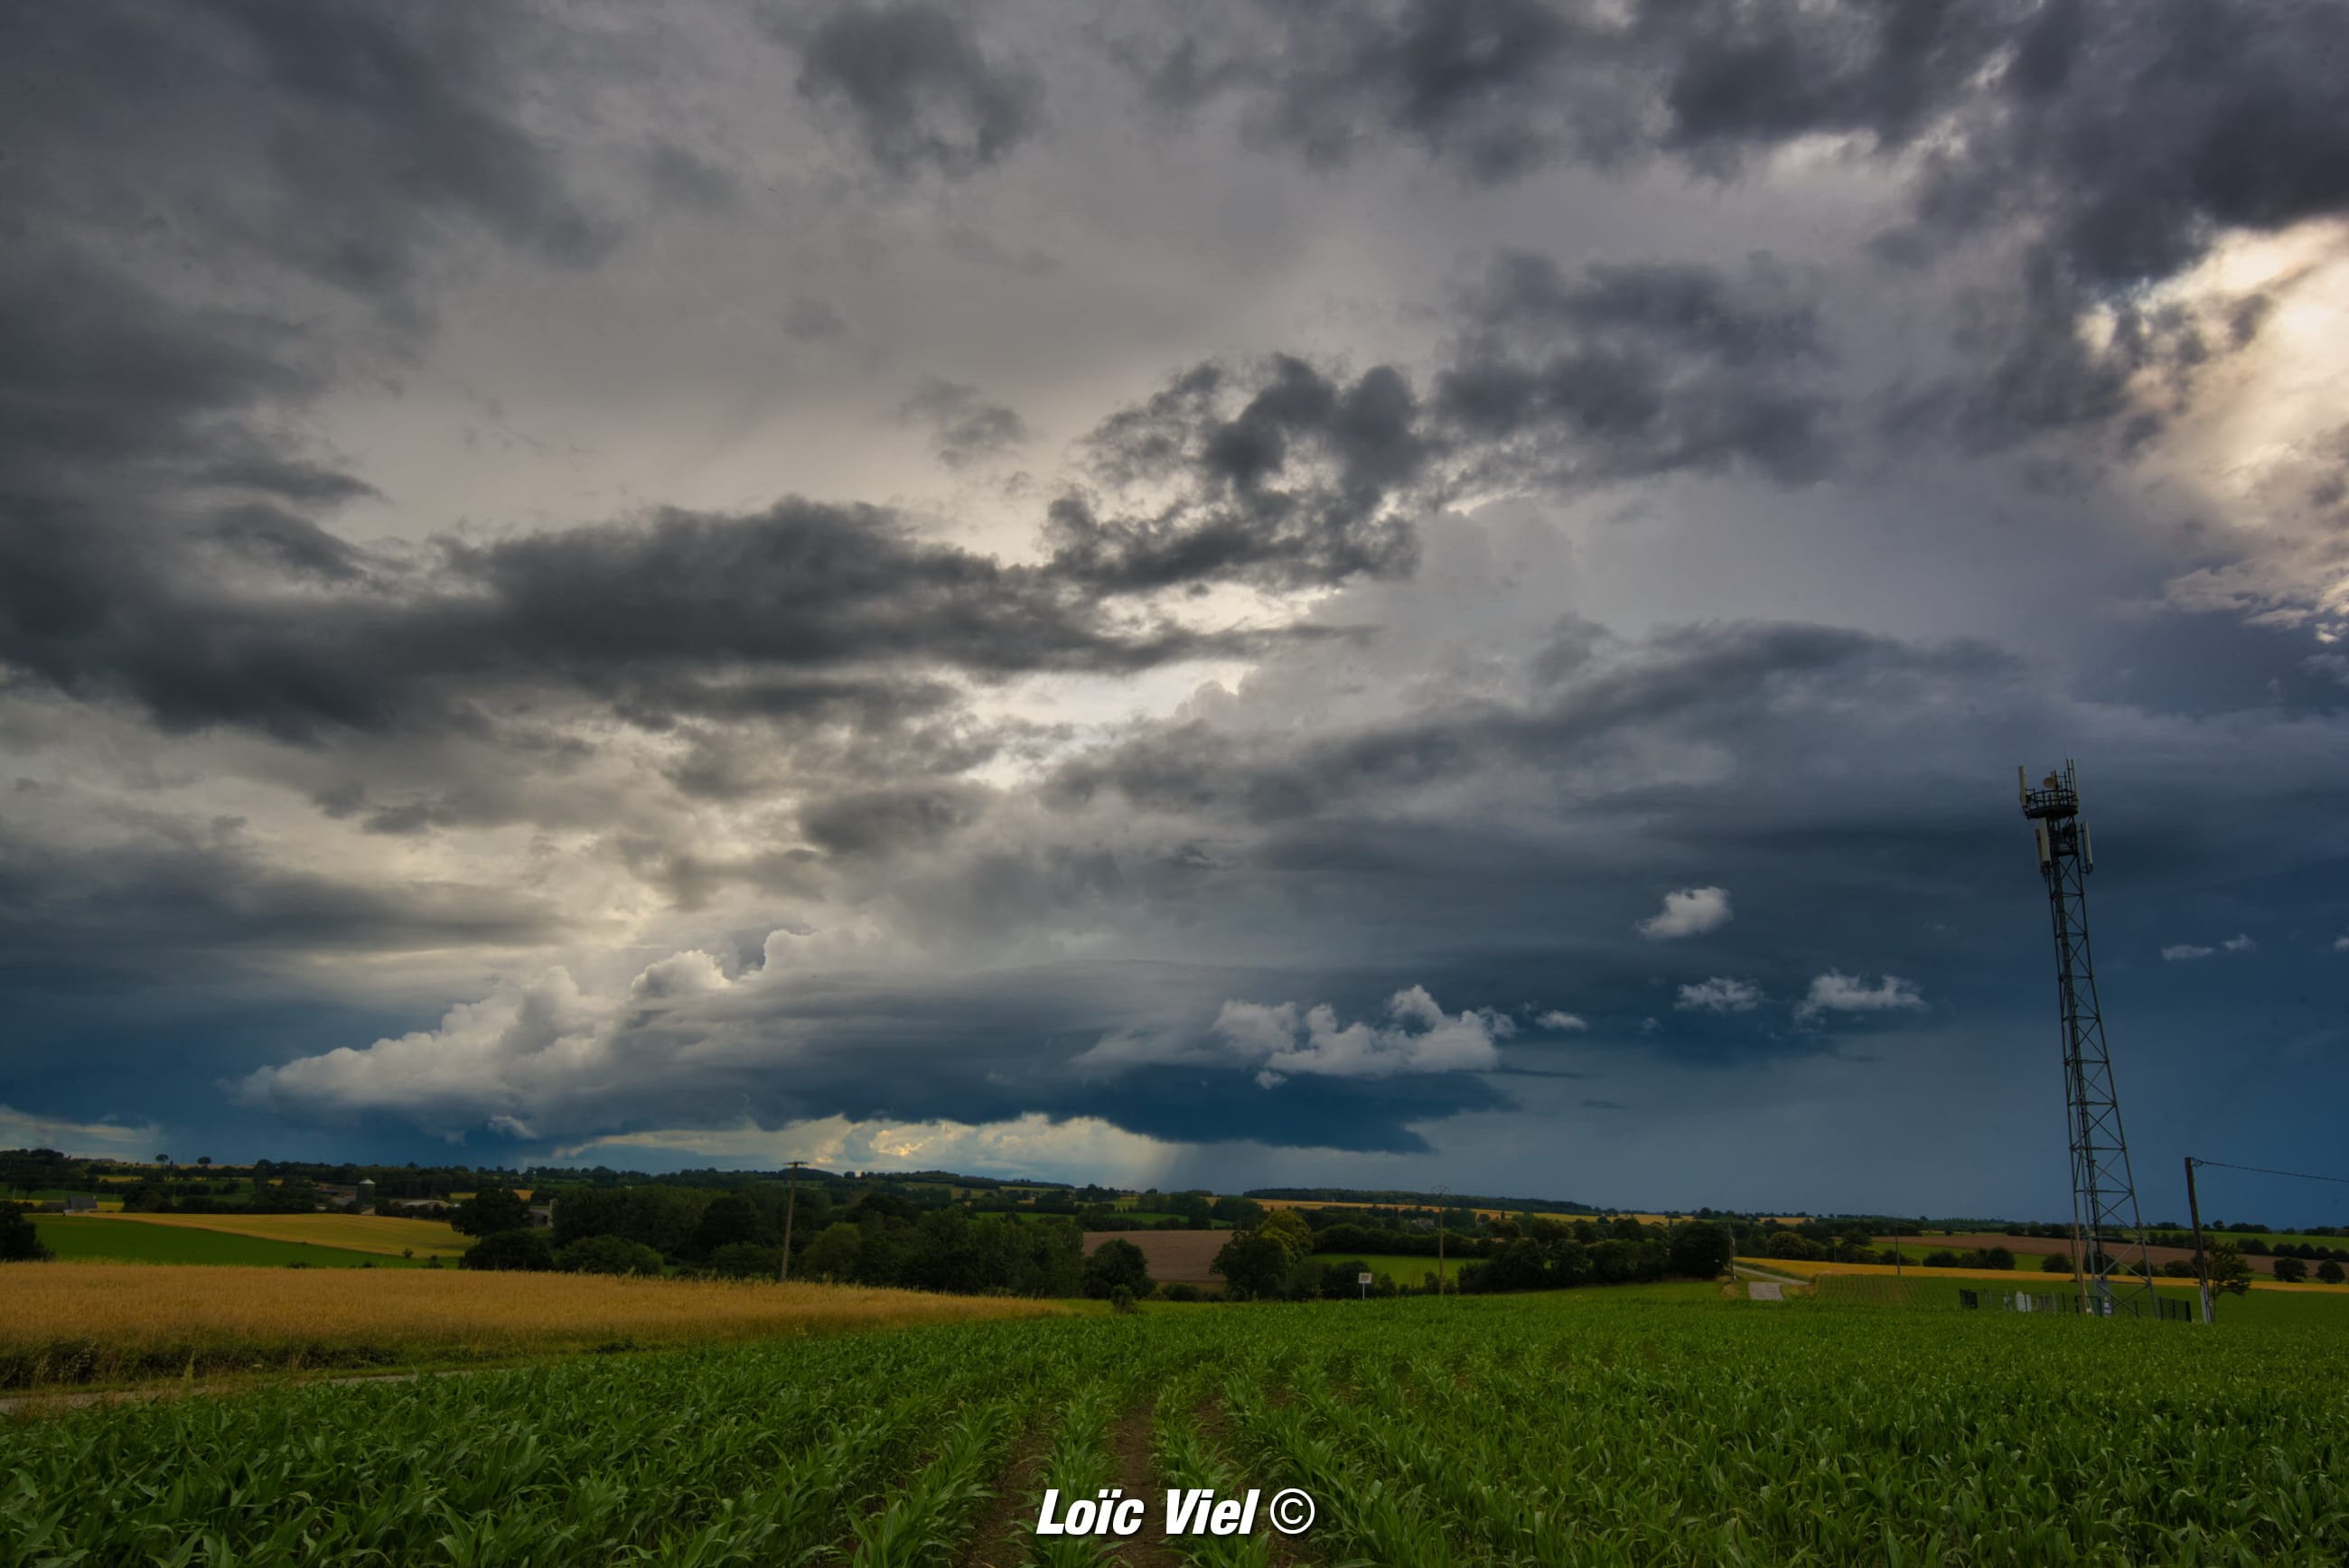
[2020,761,2157,1316]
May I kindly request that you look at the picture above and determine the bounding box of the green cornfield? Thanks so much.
[5,1281,2345,1565]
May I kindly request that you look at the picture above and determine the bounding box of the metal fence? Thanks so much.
[1959,1287,2194,1321]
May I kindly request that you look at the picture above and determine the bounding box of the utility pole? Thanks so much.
[2185,1156,2215,1326]
[1434,1185,1449,1295]
[777,1159,807,1283]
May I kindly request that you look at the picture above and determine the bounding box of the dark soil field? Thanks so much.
[1081,1229,1227,1284]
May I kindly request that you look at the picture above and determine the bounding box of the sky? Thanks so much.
[3,0,2346,1224]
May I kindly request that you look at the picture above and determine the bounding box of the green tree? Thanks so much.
[1210,1195,1265,1227]
[800,1221,865,1282]
[2319,1259,2344,1284]
[460,1228,555,1271]
[1082,1237,1153,1300]
[1210,1230,1291,1300]
[690,1192,773,1258]
[1,1202,52,1262]
[2207,1241,2252,1297]
[1667,1221,1732,1278]
[453,1185,529,1237]
[556,1235,665,1276]
[2271,1255,2308,1283]
[1259,1209,1314,1263]
[707,1242,784,1279]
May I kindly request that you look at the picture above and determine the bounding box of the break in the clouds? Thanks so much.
[5,1,2349,1216]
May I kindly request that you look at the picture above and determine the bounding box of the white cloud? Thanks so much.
[237,964,619,1123]
[236,931,820,1132]
[557,1113,1183,1187]
[1536,1010,1589,1032]
[2163,935,2256,961]
[1638,886,1732,940]
[1674,976,1763,1013]
[1207,986,1506,1088]
[0,1104,165,1159]
[2335,936,2349,953]
[1793,971,1927,1023]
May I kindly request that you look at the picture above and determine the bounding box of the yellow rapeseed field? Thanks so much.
[0,1264,1066,1388]
[76,1210,472,1257]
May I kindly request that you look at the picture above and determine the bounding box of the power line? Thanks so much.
[2188,1157,2349,1189]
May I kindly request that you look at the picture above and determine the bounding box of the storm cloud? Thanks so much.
[5,0,2347,1213]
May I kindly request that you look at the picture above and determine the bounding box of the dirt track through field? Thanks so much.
[1109,1407,1182,1567]
[957,1432,1050,1568]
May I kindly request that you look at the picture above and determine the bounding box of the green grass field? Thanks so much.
[29,1217,430,1269]
[1820,1272,2344,1321]
[6,1283,2348,1563]
[2187,1230,2349,1252]
[1309,1250,1454,1287]
[1868,1240,2033,1266]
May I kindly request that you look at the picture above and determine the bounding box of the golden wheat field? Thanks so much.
[0,1265,1068,1388]
[73,1210,473,1257]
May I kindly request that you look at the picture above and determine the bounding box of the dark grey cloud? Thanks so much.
[1049,358,1430,593]
[1886,250,2248,456]
[1437,253,1837,483]
[899,378,1033,468]
[1909,0,2349,289]
[3,1,606,313]
[1052,619,2016,827]
[1649,0,2007,166]
[782,297,850,341]
[800,784,992,860]
[1132,1,2349,288]
[1118,0,1636,181]
[643,140,740,213]
[788,1,1043,179]
[0,500,1285,742]
[0,820,560,990]
[1119,0,2349,462]
[203,505,372,583]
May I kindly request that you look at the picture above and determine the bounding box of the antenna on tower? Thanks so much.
[2020,759,2157,1316]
